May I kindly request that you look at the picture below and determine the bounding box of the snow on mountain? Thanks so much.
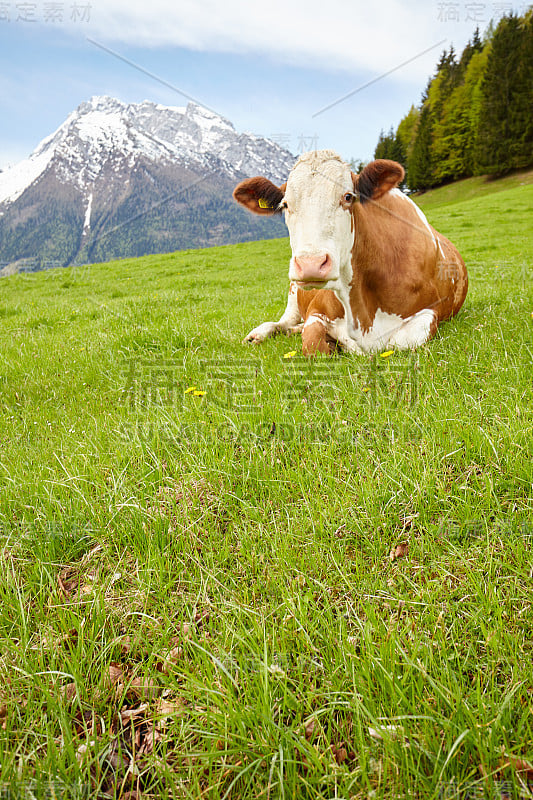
[0,96,294,207]
[0,144,55,206]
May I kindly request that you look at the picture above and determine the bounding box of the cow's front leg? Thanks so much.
[301,314,364,355]
[243,283,302,343]
[321,316,365,354]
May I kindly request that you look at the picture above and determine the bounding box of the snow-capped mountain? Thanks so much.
[0,96,295,273]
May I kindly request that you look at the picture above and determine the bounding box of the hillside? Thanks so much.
[413,167,533,210]
[0,184,532,798]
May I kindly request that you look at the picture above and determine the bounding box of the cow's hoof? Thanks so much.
[243,322,278,343]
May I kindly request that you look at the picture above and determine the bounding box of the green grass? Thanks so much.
[0,181,532,799]
[413,167,533,211]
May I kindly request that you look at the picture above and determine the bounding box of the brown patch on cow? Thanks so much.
[355,160,405,204]
[233,177,286,216]
[296,287,318,318]
[348,188,466,338]
[302,321,332,355]
[297,288,345,356]
[433,230,468,318]
[296,287,344,322]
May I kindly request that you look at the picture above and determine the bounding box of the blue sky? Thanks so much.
[0,0,527,171]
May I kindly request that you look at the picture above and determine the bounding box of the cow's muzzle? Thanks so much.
[293,253,333,285]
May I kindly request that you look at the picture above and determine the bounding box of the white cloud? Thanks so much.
[84,0,481,80]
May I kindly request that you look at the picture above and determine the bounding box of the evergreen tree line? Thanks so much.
[373,9,533,191]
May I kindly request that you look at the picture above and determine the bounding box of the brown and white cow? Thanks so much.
[233,150,467,355]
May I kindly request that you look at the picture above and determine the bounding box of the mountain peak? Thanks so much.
[76,96,229,124]
[0,96,294,208]
[79,95,126,113]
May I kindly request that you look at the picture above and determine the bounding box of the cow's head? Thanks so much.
[233,151,405,295]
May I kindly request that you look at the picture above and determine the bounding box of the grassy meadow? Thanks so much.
[0,178,532,799]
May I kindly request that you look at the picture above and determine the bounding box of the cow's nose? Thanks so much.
[293,253,332,281]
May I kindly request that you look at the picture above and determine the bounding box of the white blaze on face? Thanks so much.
[284,150,355,290]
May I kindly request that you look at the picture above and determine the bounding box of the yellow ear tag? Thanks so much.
[258,198,272,209]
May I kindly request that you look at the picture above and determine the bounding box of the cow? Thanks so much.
[233,150,467,355]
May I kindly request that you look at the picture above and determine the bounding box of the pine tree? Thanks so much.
[374,129,389,159]
[482,19,496,45]
[396,105,420,159]
[407,105,435,190]
[396,105,420,185]
[433,48,489,182]
[426,44,464,182]
[459,27,484,72]
[428,46,461,119]
[374,127,396,160]
[389,134,405,165]
[475,12,533,173]
[513,10,533,168]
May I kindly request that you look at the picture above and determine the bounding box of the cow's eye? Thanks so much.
[343,192,354,204]
[280,201,288,211]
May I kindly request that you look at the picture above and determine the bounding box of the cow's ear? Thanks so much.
[233,177,286,216]
[354,160,405,205]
